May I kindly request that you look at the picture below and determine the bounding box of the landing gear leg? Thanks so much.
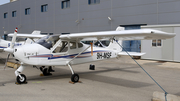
[15,64,27,84]
[67,64,80,83]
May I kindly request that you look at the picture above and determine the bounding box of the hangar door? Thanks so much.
[121,25,142,52]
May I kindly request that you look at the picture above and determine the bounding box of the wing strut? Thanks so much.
[114,38,168,101]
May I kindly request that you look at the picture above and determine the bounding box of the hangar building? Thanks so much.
[0,0,180,62]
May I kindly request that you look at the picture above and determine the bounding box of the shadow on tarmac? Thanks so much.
[22,66,152,88]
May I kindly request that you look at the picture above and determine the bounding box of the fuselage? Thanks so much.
[13,43,118,66]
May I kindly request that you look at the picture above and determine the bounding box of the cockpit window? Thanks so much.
[36,35,59,49]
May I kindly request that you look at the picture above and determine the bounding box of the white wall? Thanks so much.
[141,24,180,62]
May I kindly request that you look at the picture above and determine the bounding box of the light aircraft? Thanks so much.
[4,27,176,84]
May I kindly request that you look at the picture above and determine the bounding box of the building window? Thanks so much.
[25,8,30,15]
[4,13,8,18]
[152,39,162,47]
[12,11,16,17]
[61,0,70,9]
[88,0,100,5]
[41,4,48,12]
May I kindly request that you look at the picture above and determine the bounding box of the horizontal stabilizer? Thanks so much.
[8,34,46,38]
[118,52,145,56]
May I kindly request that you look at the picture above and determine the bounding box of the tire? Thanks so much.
[89,64,95,70]
[16,74,26,84]
[43,68,49,76]
[71,74,79,83]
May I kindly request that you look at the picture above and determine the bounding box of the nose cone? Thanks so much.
[13,47,24,61]
[13,44,40,63]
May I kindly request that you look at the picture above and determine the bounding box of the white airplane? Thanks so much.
[4,27,176,84]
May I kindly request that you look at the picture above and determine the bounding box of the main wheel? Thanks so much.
[16,74,26,84]
[71,74,79,83]
[43,68,49,75]
[43,68,52,76]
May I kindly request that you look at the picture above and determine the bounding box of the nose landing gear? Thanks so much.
[15,65,27,84]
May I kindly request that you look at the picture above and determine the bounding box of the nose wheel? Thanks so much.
[16,74,27,84]
[15,64,27,84]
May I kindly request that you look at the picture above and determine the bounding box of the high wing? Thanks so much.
[59,29,175,41]
[8,30,46,38]
[8,34,46,38]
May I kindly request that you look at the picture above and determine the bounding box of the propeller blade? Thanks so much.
[4,53,10,70]
[10,27,18,49]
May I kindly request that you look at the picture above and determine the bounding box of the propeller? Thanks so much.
[4,53,10,70]
[4,27,18,70]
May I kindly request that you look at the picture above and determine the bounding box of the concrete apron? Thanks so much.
[152,91,180,101]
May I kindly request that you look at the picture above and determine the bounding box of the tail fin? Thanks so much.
[106,26,125,52]
[31,30,41,35]
[106,40,122,52]
[116,26,125,31]
[25,30,41,44]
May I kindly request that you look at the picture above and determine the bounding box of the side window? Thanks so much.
[88,0,100,5]
[53,41,68,53]
[62,0,70,9]
[12,11,16,17]
[25,8,30,15]
[152,39,162,47]
[78,43,83,48]
[4,13,8,18]
[41,4,48,12]
[70,41,76,49]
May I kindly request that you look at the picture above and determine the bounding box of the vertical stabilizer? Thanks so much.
[116,26,125,31]
[107,40,122,52]
[25,30,41,44]
[31,30,41,35]
[106,26,125,52]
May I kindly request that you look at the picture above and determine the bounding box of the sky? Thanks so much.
[0,0,9,5]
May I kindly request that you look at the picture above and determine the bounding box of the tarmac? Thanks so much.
[0,53,180,101]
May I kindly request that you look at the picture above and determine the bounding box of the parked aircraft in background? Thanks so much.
[0,30,46,51]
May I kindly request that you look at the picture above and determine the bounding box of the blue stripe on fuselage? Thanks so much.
[29,50,110,60]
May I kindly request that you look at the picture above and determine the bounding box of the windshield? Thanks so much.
[36,35,59,49]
